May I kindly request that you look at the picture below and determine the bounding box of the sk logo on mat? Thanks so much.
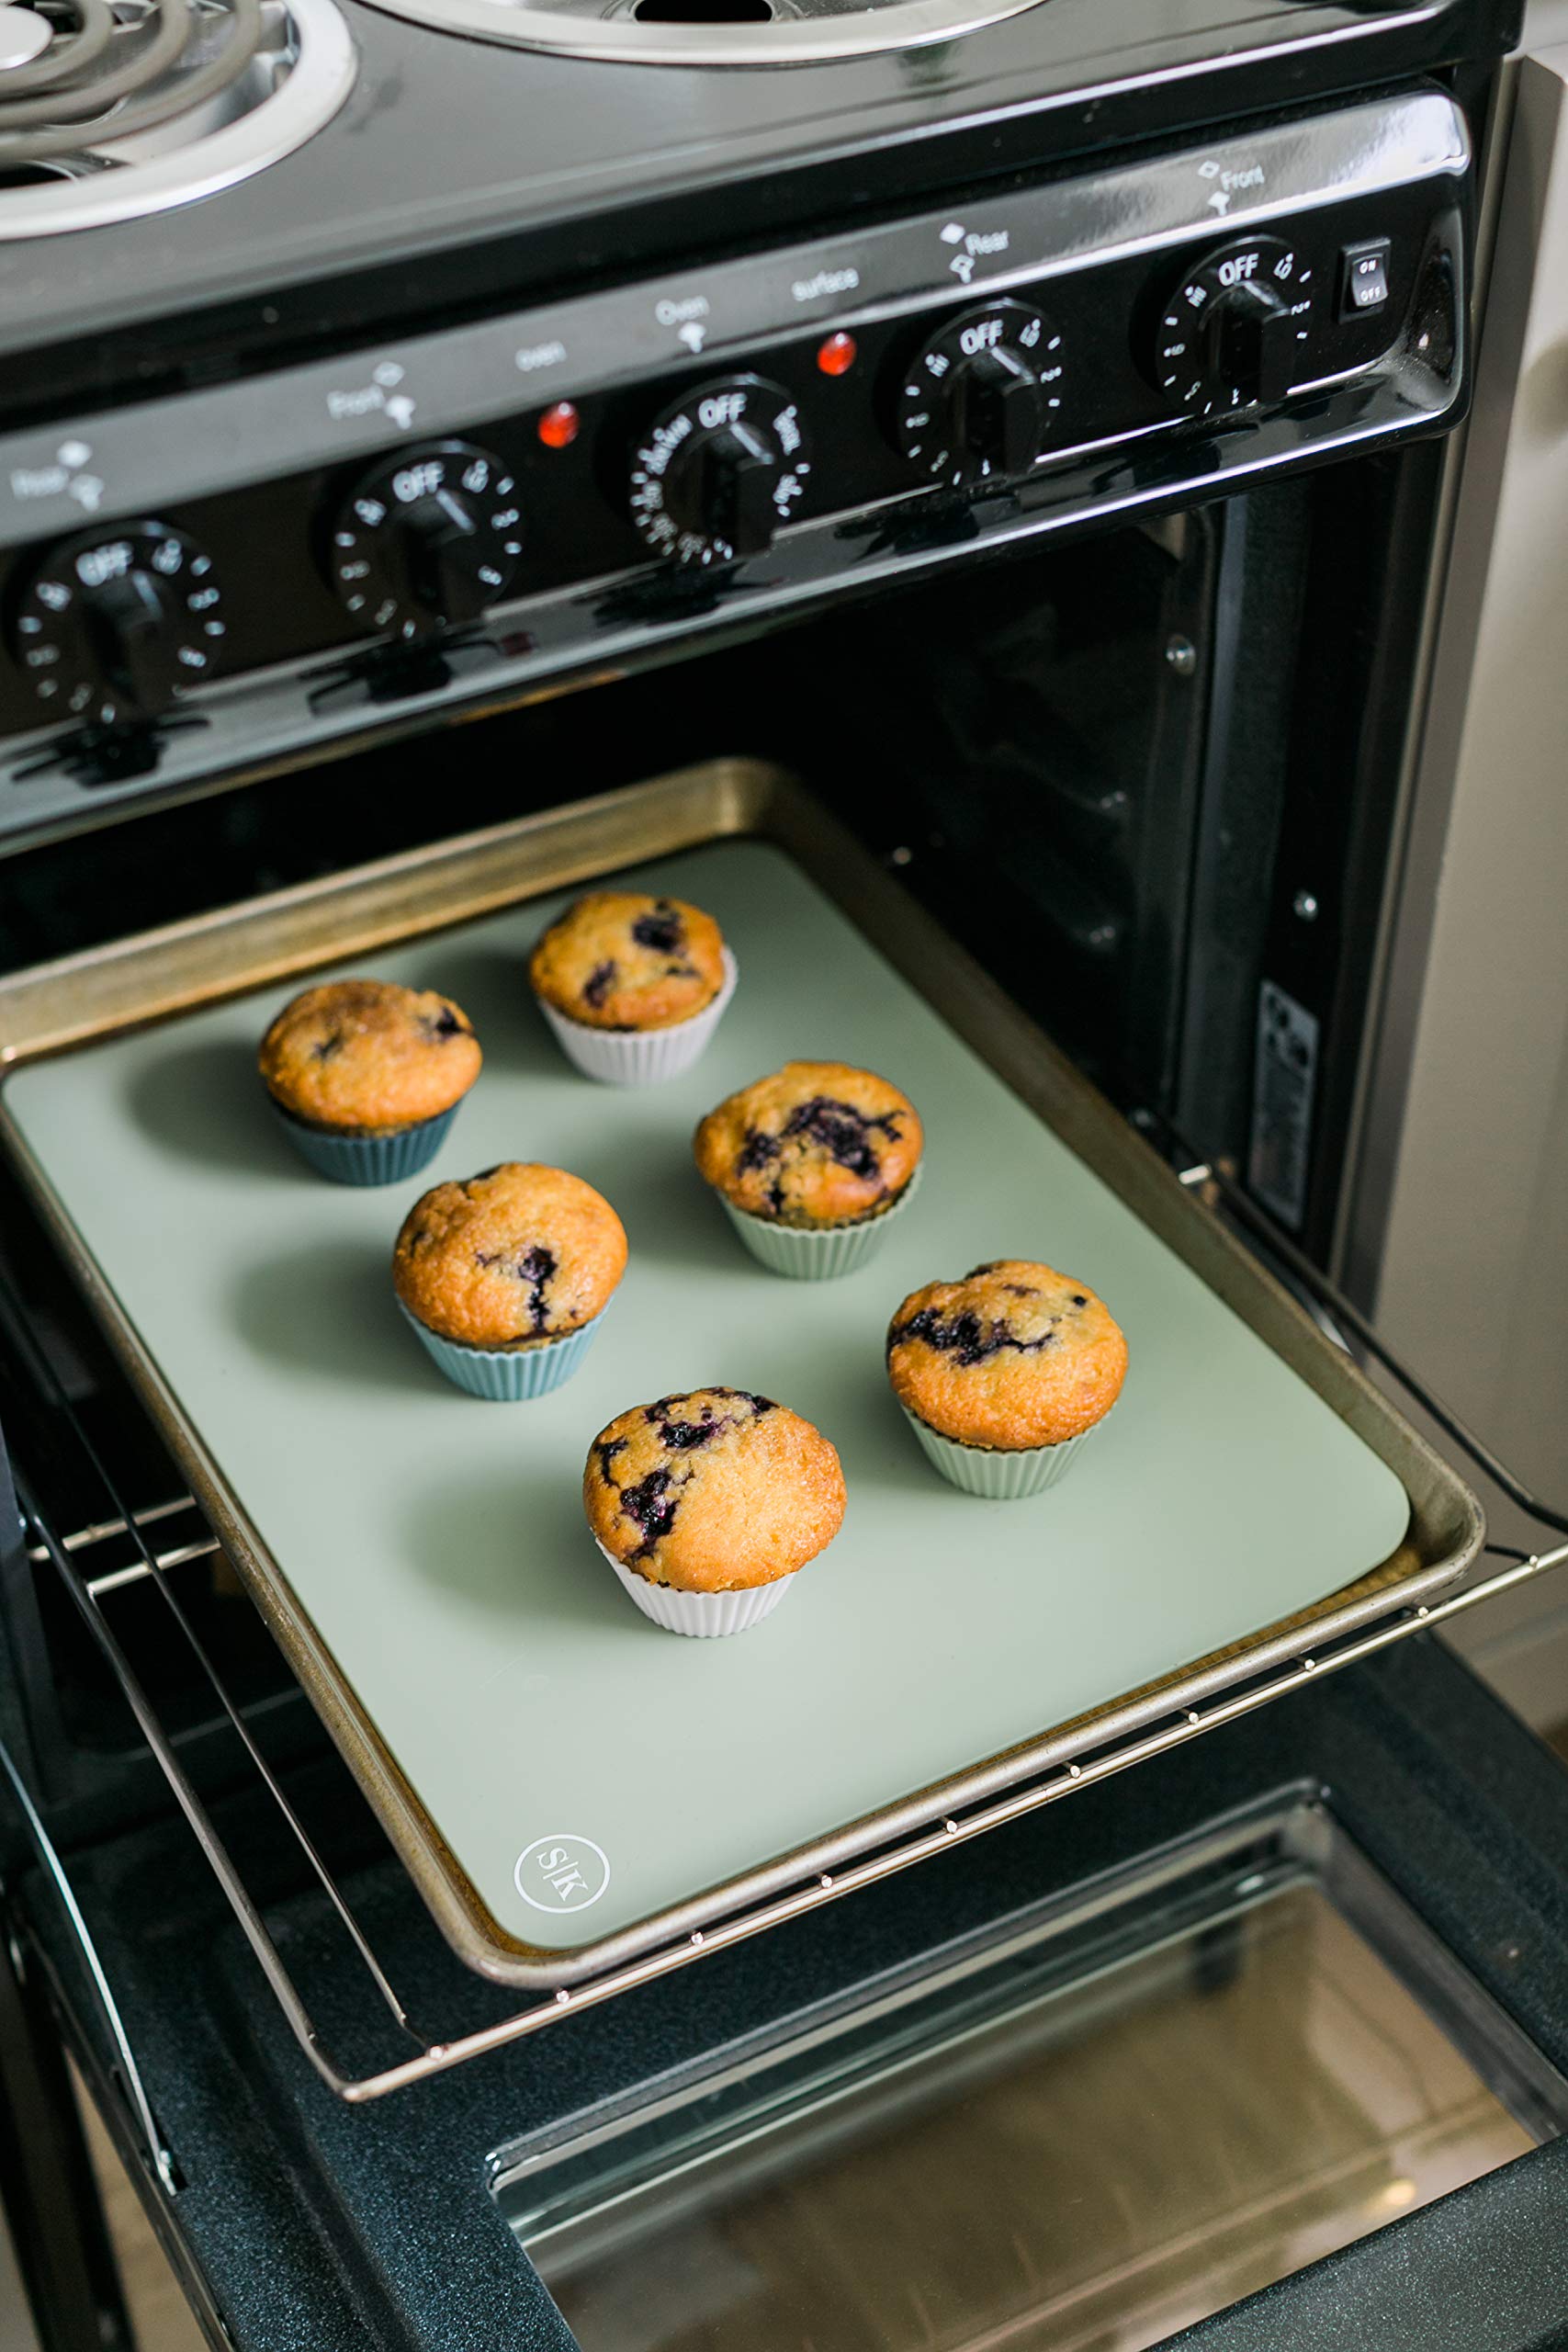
[514,1834,611,1913]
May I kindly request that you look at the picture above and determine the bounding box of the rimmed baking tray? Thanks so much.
[0,760,1482,1987]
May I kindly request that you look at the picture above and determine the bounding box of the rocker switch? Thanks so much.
[1338,239,1392,321]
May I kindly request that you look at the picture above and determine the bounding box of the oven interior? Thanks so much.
[0,462,1433,1845]
[2,447,1432,1242]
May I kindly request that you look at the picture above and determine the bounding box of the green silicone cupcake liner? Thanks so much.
[902,1408,1093,1498]
[399,1301,608,1400]
[718,1165,922,1282]
[271,1100,458,1186]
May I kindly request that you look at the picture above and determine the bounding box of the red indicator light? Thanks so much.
[537,401,581,449]
[816,332,858,378]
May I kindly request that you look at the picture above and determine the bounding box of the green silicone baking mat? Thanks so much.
[0,786,1472,1985]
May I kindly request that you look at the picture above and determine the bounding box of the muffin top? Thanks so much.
[260,978,480,1134]
[529,892,728,1032]
[584,1388,846,1593]
[694,1060,922,1228]
[887,1260,1127,1451]
[393,1162,626,1349]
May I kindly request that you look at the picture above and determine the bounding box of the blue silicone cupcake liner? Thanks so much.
[399,1301,608,1400]
[271,1100,458,1186]
[718,1164,923,1281]
[902,1408,1093,1498]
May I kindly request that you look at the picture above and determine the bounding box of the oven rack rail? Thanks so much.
[9,1471,1567,2134]
[2,1164,1566,2161]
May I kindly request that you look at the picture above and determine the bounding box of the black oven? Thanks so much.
[3,0,1567,2344]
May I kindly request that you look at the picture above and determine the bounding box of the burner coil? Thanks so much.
[0,0,353,235]
[0,0,265,163]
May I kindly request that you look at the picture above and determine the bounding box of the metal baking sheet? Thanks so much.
[0,763,1482,1986]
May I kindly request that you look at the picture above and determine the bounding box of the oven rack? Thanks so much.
[3,1165,1566,2161]
[10,1446,1567,2121]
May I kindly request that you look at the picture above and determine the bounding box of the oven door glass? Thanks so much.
[492,1803,1563,2352]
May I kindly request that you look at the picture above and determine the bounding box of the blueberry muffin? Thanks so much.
[259,978,481,1183]
[694,1061,923,1228]
[392,1163,625,1399]
[529,892,728,1033]
[584,1388,846,1634]
[887,1261,1127,1497]
[395,1162,626,1348]
[261,979,479,1132]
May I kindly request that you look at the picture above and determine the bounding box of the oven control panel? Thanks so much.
[0,88,1469,839]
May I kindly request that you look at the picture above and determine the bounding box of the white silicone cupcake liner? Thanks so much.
[902,1408,1094,1498]
[595,1540,794,1637]
[537,948,738,1086]
[400,1301,608,1400]
[719,1162,922,1281]
[270,1100,459,1186]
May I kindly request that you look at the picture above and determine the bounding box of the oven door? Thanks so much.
[4,1635,1567,2352]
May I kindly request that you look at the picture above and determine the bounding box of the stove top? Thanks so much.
[0,0,351,233]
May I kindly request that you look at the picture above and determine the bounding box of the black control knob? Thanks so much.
[80,570,189,712]
[397,485,493,624]
[1204,277,1292,403]
[893,300,1065,489]
[952,345,1043,478]
[678,416,779,560]
[1151,235,1314,418]
[629,376,813,567]
[10,522,224,728]
[327,441,523,638]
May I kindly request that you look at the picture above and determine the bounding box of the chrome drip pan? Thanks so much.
[0,0,354,236]
[352,0,1046,70]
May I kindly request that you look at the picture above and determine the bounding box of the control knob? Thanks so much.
[327,441,523,637]
[11,523,224,727]
[1151,235,1313,417]
[629,376,812,566]
[893,300,1065,488]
